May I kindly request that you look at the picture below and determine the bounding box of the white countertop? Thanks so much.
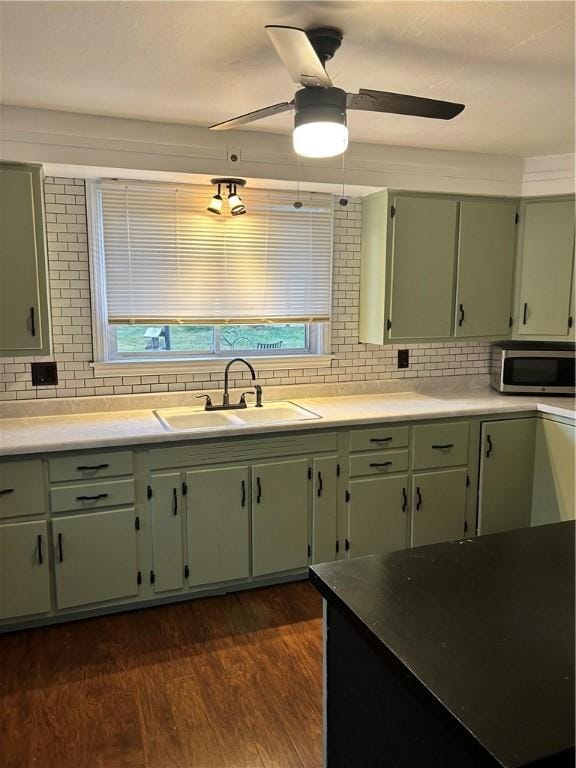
[0,384,574,456]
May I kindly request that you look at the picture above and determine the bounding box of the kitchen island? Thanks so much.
[310,521,575,768]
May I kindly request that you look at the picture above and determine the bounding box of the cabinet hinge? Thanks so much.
[345,538,350,552]
[184,564,190,579]
[466,474,470,487]
[336,539,340,554]
[515,212,519,224]
[386,319,392,331]
[307,467,312,480]
[182,481,188,496]
[390,205,396,218]
[569,316,573,329]
[137,571,142,586]
[509,315,513,328]
[307,544,311,558]
[147,485,152,500]
[345,489,350,503]
[150,570,155,585]
[135,516,140,531]
[336,463,341,477]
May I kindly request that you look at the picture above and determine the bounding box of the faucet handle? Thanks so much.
[239,390,255,407]
[196,394,213,410]
[255,384,263,408]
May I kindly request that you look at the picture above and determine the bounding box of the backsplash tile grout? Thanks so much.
[0,178,491,402]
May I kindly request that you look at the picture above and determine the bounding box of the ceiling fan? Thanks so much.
[209,25,465,158]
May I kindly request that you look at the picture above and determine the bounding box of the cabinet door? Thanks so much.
[388,196,457,339]
[312,456,338,564]
[348,475,408,558]
[478,419,536,535]
[411,469,467,548]
[150,472,185,593]
[532,419,575,526]
[518,200,575,336]
[455,200,517,337]
[0,520,51,619]
[252,459,309,577]
[0,163,50,354]
[53,509,139,610]
[185,466,250,587]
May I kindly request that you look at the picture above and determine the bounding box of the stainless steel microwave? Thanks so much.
[491,342,575,395]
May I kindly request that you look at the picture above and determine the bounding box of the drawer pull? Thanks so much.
[369,461,393,468]
[57,533,64,563]
[37,534,43,565]
[76,493,109,501]
[402,488,407,512]
[416,487,422,510]
[0,488,14,496]
[76,463,110,471]
[431,443,454,450]
[369,437,393,443]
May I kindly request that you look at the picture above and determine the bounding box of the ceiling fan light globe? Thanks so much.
[293,121,349,158]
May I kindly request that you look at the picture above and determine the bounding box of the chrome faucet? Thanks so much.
[197,357,263,411]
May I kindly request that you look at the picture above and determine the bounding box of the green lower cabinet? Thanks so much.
[348,474,409,558]
[411,469,468,547]
[185,466,250,587]
[251,458,310,577]
[53,509,139,610]
[311,456,338,565]
[532,419,575,526]
[478,418,536,535]
[0,520,51,619]
[150,472,185,593]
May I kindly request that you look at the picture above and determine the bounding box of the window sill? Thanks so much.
[91,354,333,378]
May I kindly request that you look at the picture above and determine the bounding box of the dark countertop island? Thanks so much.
[310,522,575,768]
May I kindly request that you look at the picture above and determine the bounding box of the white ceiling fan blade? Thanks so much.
[265,25,332,88]
[209,101,294,131]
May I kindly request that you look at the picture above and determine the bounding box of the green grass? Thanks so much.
[115,324,307,353]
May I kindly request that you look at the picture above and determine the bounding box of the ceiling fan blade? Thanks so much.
[265,25,332,88]
[348,89,465,120]
[209,101,294,131]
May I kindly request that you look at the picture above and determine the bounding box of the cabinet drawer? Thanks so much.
[350,450,409,478]
[350,426,409,453]
[48,451,133,483]
[50,479,135,513]
[412,422,469,469]
[0,459,46,520]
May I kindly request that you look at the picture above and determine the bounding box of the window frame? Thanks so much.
[86,180,332,377]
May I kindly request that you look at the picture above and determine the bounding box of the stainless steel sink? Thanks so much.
[154,401,321,432]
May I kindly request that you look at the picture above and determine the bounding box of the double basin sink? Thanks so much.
[154,401,321,432]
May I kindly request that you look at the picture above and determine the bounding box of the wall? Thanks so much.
[0,177,491,402]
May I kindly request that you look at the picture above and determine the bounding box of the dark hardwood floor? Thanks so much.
[0,582,323,768]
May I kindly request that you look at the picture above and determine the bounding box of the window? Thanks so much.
[88,179,333,371]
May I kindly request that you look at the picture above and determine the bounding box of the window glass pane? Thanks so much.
[219,324,307,352]
[115,325,214,353]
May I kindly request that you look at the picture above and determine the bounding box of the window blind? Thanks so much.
[99,180,333,324]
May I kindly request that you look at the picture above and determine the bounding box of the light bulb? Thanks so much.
[293,121,349,158]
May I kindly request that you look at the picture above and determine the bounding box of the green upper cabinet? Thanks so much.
[0,162,51,356]
[515,198,575,338]
[455,200,517,338]
[388,195,458,340]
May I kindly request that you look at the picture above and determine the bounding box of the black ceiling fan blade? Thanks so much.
[265,25,332,88]
[348,89,465,120]
[209,101,294,131]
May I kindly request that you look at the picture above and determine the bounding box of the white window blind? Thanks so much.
[99,180,333,324]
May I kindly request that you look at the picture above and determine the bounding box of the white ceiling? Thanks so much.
[1,1,574,157]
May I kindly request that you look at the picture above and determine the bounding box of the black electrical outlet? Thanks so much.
[398,349,409,369]
[31,362,58,386]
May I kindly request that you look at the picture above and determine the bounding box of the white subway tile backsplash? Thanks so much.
[0,179,491,402]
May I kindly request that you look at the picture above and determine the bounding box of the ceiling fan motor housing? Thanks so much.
[294,86,347,130]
